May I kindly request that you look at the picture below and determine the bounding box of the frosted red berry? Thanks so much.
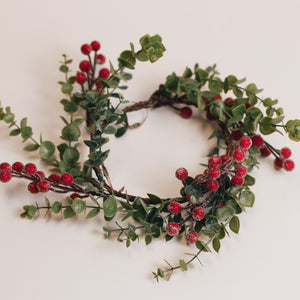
[192,206,205,221]
[232,148,246,163]
[37,180,50,193]
[81,44,92,55]
[70,193,81,200]
[76,72,87,84]
[235,165,247,178]
[79,60,91,72]
[260,144,271,157]
[283,159,295,171]
[231,130,243,141]
[12,162,24,172]
[168,201,182,215]
[180,106,192,118]
[220,154,230,164]
[207,179,219,191]
[208,155,221,169]
[224,97,235,107]
[36,171,45,178]
[61,173,74,185]
[251,135,264,147]
[206,111,215,121]
[0,170,12,183]
[280,147,292,159]
[28,182,39,194]
[194,174,202,180]
[90,41,101,51]
[166,222,180,236]
[175,168,188,180]
[48,173,60,183]
[0,162,11,171]
[96,54,106,64]
[274,157,284,170]
[186,230,199,244]
[239,136,252,149]
[99,68,110,79]
[208,168,221,179]
[24,163,37,175]
[231,175,244,186]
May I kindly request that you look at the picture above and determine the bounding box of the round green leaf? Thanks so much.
[39,141,55,159]
[71,199,86,214]
[239,190,255,207]
[259,116,276,135]
[51,201,62,214]
[61,124,81,141]
[21,126,33,140]
[216,206,234,221]
[103,196,117,218]
[63,146,80,165]
[61,83,73,95]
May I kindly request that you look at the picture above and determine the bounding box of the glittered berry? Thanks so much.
[220,154,230,164]
[36,171,45,178]
[231,175,244,186]
[186,230,199,244]
[168,201,182,214]
[90,40,101,51]
[96,54,106,64]
[274,157,284,170]
[48,173,60,183]
[81,43,92,55]
[224,97,235,107]
[12,162,24,172]
[208,155,221,169]
[251,135,264,147]
[99,68,110,79]
[208,168,221,179]
[70,193,81,200]
[239,136,252,149]
[180,106,192,118]
[166,222,180,236]
[61,173,74,185]
[0,170,12,183]
[24,163,37,175]
[260,144,271,157]
[207,179,220,191]
[28,182,39,194]
[0,162,11,171]
[79,60,91,72]
[175,168,188,180]
[283,159,295,171]
[192,206,205,221]
[235,165,247,178]
[246,102,252,109]
[280,147,292,159]
[76,72,87,84]
[206,111,215,121]
[37,180,50,193]
[231,130,243,141]
[232,148,246,163]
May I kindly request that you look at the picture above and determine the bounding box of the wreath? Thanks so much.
[0,34,299,281]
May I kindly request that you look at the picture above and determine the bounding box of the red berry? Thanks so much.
[99,68,110,79]
[231,130,243,141]
[37,180,50,193]
[180,106,192,118]
[212,95,222,101]
[186,193,193,202]
[76,72,87,84]
[70,193,81,200]
[79,60,91,72]
[206,111,215,121]
[207,179,219,191]
[175,168,188,180]
[186,230,199,244]
[194,174,202,180]
[280,147,292,159]
[283,159,295,171]
[61,173,74,185]
[90,41,101,51]
[208,155,221,169]
[260,144,271,157]
[220,154,230,164]
[235,165,247,177]
[0,170,12,183]
[192,206,205,221]
[239,136,252,149]
[12,162,24,172]
[246,102,252,109]
[274,157,284,170]
[168,201,182,214]
[95,80,103,88]
[0,162,11,171]
[231,175,244,186]
[81,43,92,55]
[24,163,37,175]
[232,149,246,163]
[208,168,221,179]
[28,182,39,194]
[36,171,45,178]
[48,173,60,183]
[251,135,264,147]
[166,222,180,236]
[96,54,106,64]
[224,97,235,107]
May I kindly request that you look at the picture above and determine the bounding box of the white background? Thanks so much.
[0,0,300,299]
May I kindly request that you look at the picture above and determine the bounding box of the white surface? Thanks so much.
[0,0,300,299]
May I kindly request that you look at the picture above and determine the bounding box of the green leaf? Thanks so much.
[208,77,223,93]
[239,190,255,207]
[187,89,205,110]
[21,126,33,140]
[103,125,117,135]
[63,146,80,165]
[259,116,276,135]
[145,234,152,245]
[71,198,86,214]
[39,141,55,159]
[118,50,136,69]
[51,201,62,214]
[60,99,78,114]
[28,205,37,217]
[63,207,76,219]
[61,83,73,95]
[86,208,100,219]
[61,124,81,141]
[103,196,117,218]
[24,143,39,151]
[115,126,128,138]
[179,259,188,271]
[147,193,163,205]
[212,238,221,253]
[244,175,255,186]
[59,65,69,73]
[216,206,234,221]
[286,119,300,142]
[229,216,240,234]
[196,240,211,252]
[9,128,21,136]
[20,117,27,128]
[3,113,15,123]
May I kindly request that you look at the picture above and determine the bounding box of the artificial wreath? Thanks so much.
[0,34,299,281]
